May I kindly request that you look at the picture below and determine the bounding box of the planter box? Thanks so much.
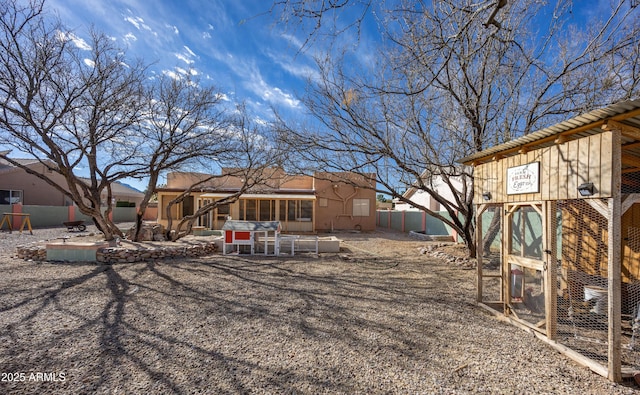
[46,241,109,262]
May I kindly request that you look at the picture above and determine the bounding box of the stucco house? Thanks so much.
[393,167,470,211]
[155,168,377,233]
[0,155,144,207]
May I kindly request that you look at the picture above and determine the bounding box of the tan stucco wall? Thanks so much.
[0,164,70,206]
[314,173,377,232]
[157,171,377,232]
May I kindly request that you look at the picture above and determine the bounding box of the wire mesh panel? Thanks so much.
[505,204,546,328]
[622,221,640,371]
[480,205,503,303]
[554,199,640,372]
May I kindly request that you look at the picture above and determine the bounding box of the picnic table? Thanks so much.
[0,212,33,235]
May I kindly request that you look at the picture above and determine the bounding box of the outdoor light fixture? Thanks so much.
[482,192,492,201]
[577,182,595,197]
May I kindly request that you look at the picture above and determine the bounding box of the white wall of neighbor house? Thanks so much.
[395,175,466,212]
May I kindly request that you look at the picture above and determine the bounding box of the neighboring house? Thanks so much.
[155,168,377,233]
[0,156,72,206]
[78,177,145,208]
[393,167,470,211]
[0,155,144,207]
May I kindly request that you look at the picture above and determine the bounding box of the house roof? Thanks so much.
[110,181,144,196]
[460,100,640,168]
[200,192,316,200]
[0,156,57,174]
[75,177,144,197]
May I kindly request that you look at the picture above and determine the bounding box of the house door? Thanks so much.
[198,199,212,228]
[504,202,552,334]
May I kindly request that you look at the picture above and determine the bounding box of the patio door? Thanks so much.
[198,199,212,228]
[504,202,553,334]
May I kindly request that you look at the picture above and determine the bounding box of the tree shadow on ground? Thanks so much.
[0,253,521,393]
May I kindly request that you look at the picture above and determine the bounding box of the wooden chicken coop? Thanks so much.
[460,100,640,382]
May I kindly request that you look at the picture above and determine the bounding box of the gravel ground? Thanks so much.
[0,226,638,394]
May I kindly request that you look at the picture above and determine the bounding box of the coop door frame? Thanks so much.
[503,201,557,337]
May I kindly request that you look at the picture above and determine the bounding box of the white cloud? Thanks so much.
[57,31,92,50]
[84,58,95,67]
[184,46,196,57]
[268,51,318,81]
[124,16,141,30]
[244,68,300,109]
[175,53,194,64]
[124,14,157,37]
[162,70,180,80]
[162,67,200,81]
[202,31,212,39]
[123,32,137,43]
[280,33,303,50]
[166,24,179,35]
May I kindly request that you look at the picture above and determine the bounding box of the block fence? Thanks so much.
[0,203,148,228]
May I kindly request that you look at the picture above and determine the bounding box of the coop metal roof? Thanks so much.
[460,100,640,165]
[221,220,281,232]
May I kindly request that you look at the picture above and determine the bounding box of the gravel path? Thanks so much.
[0,227,638,394]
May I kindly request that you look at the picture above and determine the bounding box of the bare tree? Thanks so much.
[126,73,234,241]
[0,0,147,240]
[272,0,640,256]
[163,104,284,241]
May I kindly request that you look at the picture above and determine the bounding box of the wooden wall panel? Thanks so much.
[558,142,569,200]
[622,203,640,282]
[589,133,603,195]
[472,132,615,203]
[541,147,551,201]
[567,139,579,200]
[549,144,559,201]
[577,136,590,190]
[600,132,613,197]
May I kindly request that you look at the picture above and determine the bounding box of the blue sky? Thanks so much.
[16,0,625,193]
[40,0,334,191]
[46,0,321,121]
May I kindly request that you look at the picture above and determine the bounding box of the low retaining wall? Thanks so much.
[16,241,218,264]
[408,231,454,242]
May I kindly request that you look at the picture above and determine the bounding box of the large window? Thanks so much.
[279,199,314,222]
[259,200,276,221]
[0,190,22,204]
[353,198,370,217]
[240,199,257,221]
[239,199,276,221]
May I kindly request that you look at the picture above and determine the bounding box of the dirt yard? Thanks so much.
[0,229,637,394]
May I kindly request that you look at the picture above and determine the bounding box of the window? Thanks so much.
[240,199,257,221]
[160,194,179,220]
[281,200,314,222]
[182,195,194,216]
[239,199,276,221]
[0,190,22,204]
[300,200,313,220]
[353,198,370,217]
[218,203,230,216]
[259,200,276,221]
[319,198,328,207]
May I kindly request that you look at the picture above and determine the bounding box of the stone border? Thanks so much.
[408,230,454,242]
[16,241,218,264]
